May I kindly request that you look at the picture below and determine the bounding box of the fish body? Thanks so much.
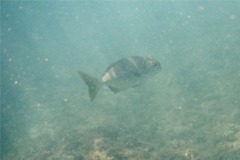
[79,56,161,101]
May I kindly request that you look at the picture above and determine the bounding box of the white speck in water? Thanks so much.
[45,58,49,62]
[229,15,236,20]
[64,98,68,102]
[198,5,204,12]
[9,58,12,62]
[177,106,183,110]
[8,28,12,32]
[14,81,18,85]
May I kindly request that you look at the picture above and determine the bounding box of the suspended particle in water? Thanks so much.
[177,106,183,110]
[64,98,68,102]
[198,5,205,12]
[14,80,18,85]
[44,58,49,62]
[229,15,236,20]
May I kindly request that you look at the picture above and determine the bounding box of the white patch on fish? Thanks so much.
[78,56,161,101]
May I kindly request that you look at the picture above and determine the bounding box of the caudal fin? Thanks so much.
[78,71,102,101]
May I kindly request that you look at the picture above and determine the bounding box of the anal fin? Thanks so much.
[108,86,120,93]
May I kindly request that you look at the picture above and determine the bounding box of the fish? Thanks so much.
[78,56,161,101]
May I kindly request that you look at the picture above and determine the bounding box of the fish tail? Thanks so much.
[78,71,102,101]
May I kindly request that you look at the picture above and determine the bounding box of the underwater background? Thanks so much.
[1,1,240,160]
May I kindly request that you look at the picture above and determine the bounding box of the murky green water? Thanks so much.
[1,1,240,160]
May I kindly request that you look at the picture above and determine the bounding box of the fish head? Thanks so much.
[145,57,161,75]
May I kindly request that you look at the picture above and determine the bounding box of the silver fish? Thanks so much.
[78,56,161,101]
